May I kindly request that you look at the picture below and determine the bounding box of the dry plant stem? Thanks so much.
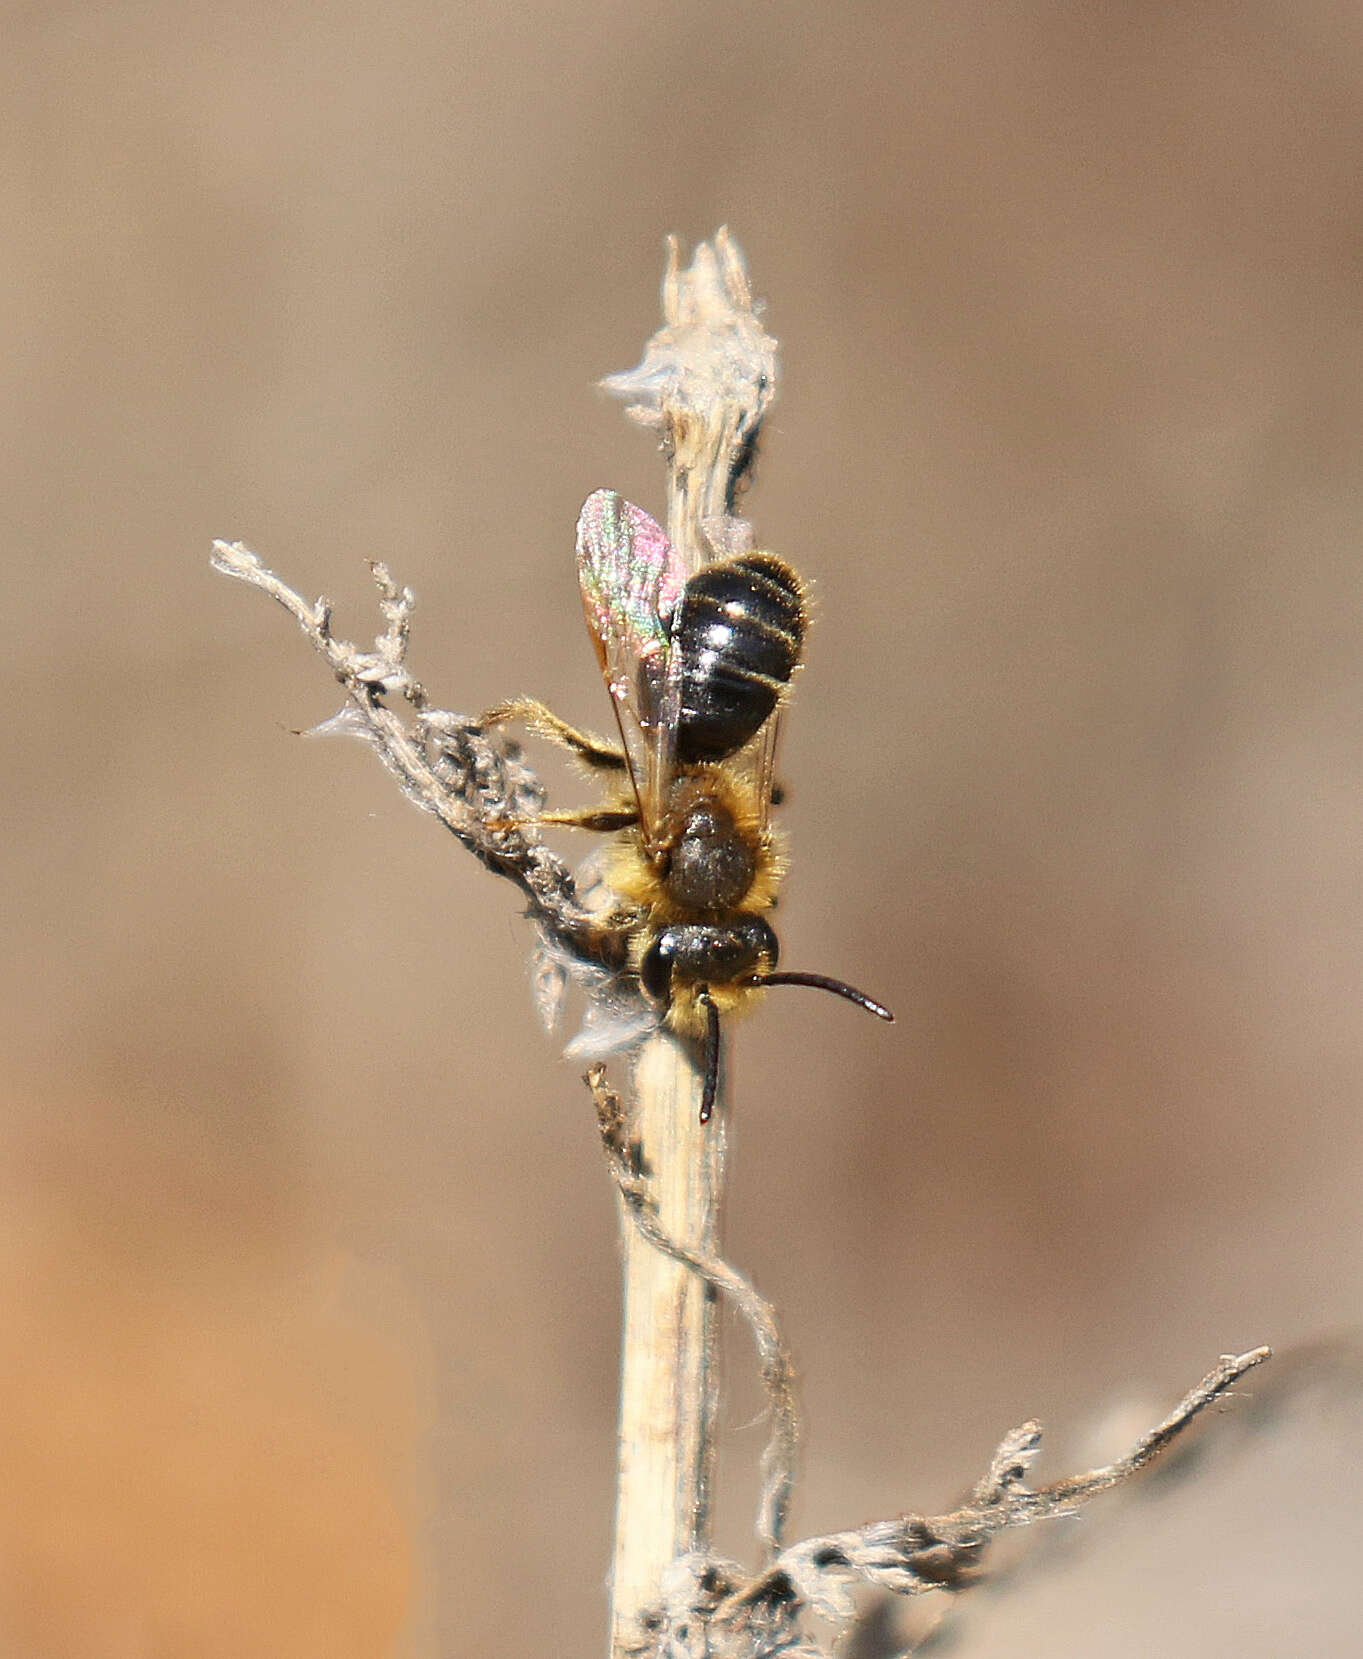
[726,1345,1274,1620]
[610,1347,1271,1659]
[589,1066,800,1562]
[610,1037,725,1621]
[601,231,779,1659]
[207,544,613,967]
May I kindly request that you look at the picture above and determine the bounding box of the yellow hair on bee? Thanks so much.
[603,764,786,926]
[661,977,769,1039]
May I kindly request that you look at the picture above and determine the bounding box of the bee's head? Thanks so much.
[638,916,778,1010]
[638,919,895,1126]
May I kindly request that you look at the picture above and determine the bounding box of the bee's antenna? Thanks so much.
[744,972,895,1023]
[697,987,721,1124]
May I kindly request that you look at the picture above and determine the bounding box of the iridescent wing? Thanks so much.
[575,490,687,839]
[744,711,784,836]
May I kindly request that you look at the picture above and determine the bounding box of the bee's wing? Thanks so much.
[724,705,785,837]
[576,490,687,839]
[749,710,783,835]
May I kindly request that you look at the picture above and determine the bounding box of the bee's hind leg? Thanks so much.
[478,697,627,772]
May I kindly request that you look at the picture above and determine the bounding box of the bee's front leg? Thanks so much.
[537,805,640,833]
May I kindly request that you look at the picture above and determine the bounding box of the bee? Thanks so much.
[488,489,892,1122]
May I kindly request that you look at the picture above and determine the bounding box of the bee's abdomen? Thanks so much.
[671,553,806,763]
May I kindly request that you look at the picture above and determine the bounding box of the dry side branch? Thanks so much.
[209,542,626,972]
[606,1346,1270,1659]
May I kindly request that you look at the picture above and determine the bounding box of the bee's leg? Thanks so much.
[478,697,627,772]
[697,988,721,1124]
[483,803,638,836]
[537,805,639,833]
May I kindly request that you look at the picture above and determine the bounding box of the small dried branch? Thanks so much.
[208,542,625,972]
[612,1347,1270,1659]
[589,1065,800,1559]
[602,229,780,1657]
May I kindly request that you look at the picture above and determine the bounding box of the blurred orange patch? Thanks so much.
[0,1089,419,1659]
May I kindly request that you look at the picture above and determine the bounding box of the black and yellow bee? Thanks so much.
[489,490,891,1121]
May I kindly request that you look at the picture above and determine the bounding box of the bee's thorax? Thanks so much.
[659,794,757,911]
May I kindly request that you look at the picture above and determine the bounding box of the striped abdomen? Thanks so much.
[670,552,806,764]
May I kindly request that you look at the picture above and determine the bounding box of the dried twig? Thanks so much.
[589,1065,800,1561]
[610,1347,1271,1659]
[600,230,780,1656]
[208,543,625,971]
[590,1056,1271,1657]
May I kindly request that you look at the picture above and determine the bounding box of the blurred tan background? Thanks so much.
[3,2,1362,1654]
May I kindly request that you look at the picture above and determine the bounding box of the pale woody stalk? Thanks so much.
[598,230,779,1658]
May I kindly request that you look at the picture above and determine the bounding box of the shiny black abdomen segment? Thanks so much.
[670,553,805,764]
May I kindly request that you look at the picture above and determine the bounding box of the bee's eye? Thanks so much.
[640,934,675,1003]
